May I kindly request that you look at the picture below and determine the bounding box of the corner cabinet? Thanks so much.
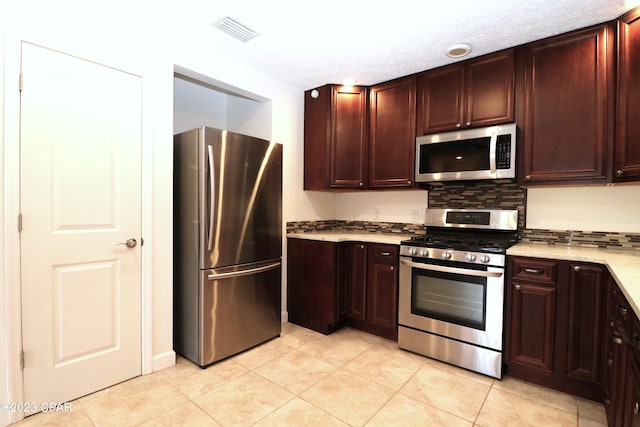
[506,256,606,401]
[304,85,368,190]
[517,23,615,185]
[369,76,416,188]
[416,49,514,135]
[288,238,399,340]
[615,8,640,182]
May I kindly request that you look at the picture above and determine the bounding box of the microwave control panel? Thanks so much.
[496,135,512,169]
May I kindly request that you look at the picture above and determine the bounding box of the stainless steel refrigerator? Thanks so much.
[173,127,282,367]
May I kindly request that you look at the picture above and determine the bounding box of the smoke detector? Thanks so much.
[213,17,260,43]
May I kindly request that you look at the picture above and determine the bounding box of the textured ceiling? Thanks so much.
[7,0,638,90]
[167,0,635,90]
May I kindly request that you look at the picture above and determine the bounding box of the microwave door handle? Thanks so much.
[489,131,498,174]
[400,259,503,278]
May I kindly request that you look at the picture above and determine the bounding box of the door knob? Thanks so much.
[117,238,137,248]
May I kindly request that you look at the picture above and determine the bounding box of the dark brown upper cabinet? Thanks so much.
[416,49,515,135]
[517,23,615,186]
[304,84,368,190]
[304,78,416,191]
[369,76,416,189]
[615,7,640,182]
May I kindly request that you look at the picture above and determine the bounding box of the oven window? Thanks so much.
[411,268,487,330]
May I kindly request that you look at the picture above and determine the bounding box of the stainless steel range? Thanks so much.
[398,208,518,378]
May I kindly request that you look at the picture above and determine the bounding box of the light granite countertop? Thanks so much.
[286,231,414,246]
[508,243,640,319]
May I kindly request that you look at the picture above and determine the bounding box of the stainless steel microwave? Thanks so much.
[415,123,517,182]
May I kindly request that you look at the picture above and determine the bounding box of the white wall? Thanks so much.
[527,185,640,232]
[336,190,428,223]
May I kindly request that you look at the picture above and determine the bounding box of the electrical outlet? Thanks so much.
[411,208,419,222]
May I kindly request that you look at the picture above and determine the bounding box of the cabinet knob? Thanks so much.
[525,175,531,181]
[466,121,471,127]
[359,182,364,186]
[390,266,394,271]
[514,284,521,290]
[407,180,412,185]
[456,123,461,128]
[616,169,624,177]
[573,266,581,272]
[612,332,623,345]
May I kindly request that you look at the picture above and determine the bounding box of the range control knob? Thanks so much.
[419,249,429,257]
[442,251,452,260]
[466,253,477,262]
[479,255,491,264]
[407,247,417,256]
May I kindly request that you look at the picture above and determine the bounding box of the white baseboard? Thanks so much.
[281,310,288,323]
[151,350,176,373]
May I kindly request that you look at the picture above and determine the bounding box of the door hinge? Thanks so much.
[18,213,22,232]
[20,350,24,369]
[19,72,23,92]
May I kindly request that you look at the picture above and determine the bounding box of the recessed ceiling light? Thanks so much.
[342,78,356,86]
[446,43,472,58]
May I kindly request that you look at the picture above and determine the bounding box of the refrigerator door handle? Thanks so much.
[207,144,215,251]
[207,261,281,281]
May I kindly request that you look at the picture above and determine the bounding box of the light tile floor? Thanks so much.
[14,323,608,427]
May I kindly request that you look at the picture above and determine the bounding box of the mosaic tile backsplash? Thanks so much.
[289,180,640,251]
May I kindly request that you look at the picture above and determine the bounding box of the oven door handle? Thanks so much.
[400,259,504,278]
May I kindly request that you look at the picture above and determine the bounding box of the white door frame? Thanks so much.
[1,38,155,425]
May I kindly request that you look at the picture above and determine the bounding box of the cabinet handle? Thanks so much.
[619,304,628,317]
[635,402,639,416]
[573,265,581,272]
[514,284,521,290]
[616,169,624,177]
[612,331,623,345]
[380,251,391,256]
[523,267,544,274]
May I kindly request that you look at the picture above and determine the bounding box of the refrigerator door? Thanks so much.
[199,128,282,269]
[198,259,282,365]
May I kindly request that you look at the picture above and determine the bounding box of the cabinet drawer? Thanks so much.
[370,244,398,265]
[511,257,557,285]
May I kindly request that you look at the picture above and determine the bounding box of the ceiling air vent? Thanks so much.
[213,17,260,43]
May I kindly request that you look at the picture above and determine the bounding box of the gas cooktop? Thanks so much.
[404,230,519,254]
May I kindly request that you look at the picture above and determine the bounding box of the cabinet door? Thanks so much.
[330,86,369,188]
[518,24,614,185]
[416,63,464,134]
[624,356,640,427]
[508,281,557,374]
[615,8,640,182]
[564,263,606,386]
[345,243,367,321]
[369,76,416,188]
[465,49,515,128]
[366,244,398,332]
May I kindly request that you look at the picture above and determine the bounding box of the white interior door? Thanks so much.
[20,42,142,405]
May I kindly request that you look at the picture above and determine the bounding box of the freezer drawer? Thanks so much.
[195,259,281,366]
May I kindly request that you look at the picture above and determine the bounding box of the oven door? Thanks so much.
[398,256,504,351]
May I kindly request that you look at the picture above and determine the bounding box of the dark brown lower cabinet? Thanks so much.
[506,256,606,401]
[347,243,398,340]
[287,238,398,340]
[286,238,346,334]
